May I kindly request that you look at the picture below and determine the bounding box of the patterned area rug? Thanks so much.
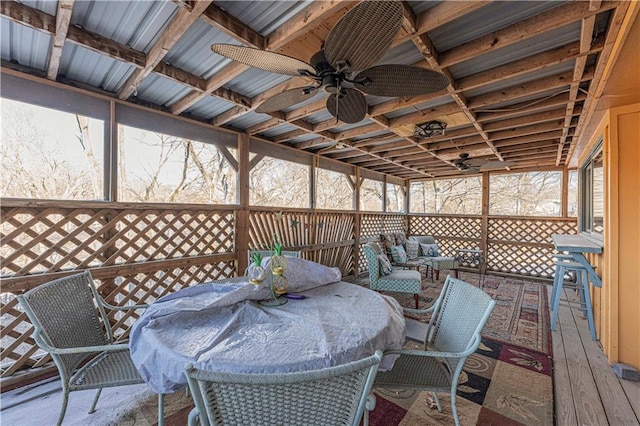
[369,337,553,426]
[364,271,554,425]
[375,271,552,354]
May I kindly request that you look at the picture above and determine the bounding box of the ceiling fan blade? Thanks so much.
[211,44,315,76]
[326,88,367,124]
[461,167,481,174]
[256,87,318,113]
[324,1,403,73]
[465,158,488,167]
[355,65,450,97]
[480,160,516,170]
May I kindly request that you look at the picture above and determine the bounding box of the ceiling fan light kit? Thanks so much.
[414,120,447,138]
[210,0,449,125]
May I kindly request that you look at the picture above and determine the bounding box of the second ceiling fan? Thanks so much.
[210,1,450,124]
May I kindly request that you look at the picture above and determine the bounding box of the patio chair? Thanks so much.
[374,275,496,426]
[17,272,150,426]
[184,350,383,426]
[363,242,422,309]
[409,236,459,281]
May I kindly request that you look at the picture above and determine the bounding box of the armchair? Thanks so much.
[409,236,459,281]
[374,275,496,426]
[17,272,150,426]
[184,350,383,426]
[363,242,422,309]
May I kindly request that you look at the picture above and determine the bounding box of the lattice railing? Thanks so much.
[357,213,405,273]
[408,214,578,277]
[248,209,356,276]
[487,217,577,278]
[1,200,237,379]
[1,200,578,382]
[409,215,482,257]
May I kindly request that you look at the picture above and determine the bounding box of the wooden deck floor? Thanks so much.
[551,287,639,425]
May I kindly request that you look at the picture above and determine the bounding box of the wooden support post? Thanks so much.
[562,166,569,217]
[480,172,490,274]
[353,168,362,276]
[236,133,250,275]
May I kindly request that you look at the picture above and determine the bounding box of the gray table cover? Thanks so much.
[130,259,406,394]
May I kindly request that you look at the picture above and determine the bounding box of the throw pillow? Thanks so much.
[405,240,420,260]
[390,245,408,264]
[379,233,396,255]
[420,243,440,257]
[377,253,393,276]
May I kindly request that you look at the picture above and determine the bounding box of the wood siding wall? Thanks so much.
[582,104,640,370]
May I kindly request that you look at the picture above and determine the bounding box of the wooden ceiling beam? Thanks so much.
[118,1,213,99]
[1,2,144,67]
[285,98,327,122]
[272,129,309,144]
[567,1,632,165]
[0,2,256,110]
[46,0,74,81]
[457,39,603,93]
[265,1,358,49]
[438,0,617,68]
[468,69,594,110]
[201,4,265,49]
[403,21,502,169]
[476,92,586,123]
[393,1,492,48]
[489,120,571,142]
[482,107,581,133]
[557,10,598,165]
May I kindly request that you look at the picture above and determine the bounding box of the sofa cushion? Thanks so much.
[390,245,408,263]
[405,240,420,260]
[420,243,440,257]
[377,253,393,276]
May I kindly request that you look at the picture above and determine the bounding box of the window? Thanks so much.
[118,125,237,204]
[1,99,104,200]
[316,168,353,210]
[409,177,482,214]
[567,170,578,217]
[580,143,604,234]
[250,156,309,208]
[360,178,383,211]
[489,171,562,216]
[386,183,405,213]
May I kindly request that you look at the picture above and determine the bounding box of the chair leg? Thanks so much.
[435,269,440,281]
[56,387,70,426]
[431,392,442,412]
[414,294,419,309]
[88,388,102,413]
[453,269,459,279]
[550,265,565,331]
[580,270,597,341]
[158,393,165,426]
[450,388,461,426]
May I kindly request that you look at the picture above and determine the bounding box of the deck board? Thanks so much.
[555,288,609,425]
[552,286,640,425]
[550,288,579,425]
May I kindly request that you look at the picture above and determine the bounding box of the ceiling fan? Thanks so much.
[454,153,516,173]
[210,1,449,124]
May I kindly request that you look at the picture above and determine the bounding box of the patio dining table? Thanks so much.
[129,262,406,396]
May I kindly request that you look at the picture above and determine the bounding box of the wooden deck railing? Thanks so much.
[0,199,577,383]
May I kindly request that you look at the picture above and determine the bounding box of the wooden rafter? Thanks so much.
[118,0,213,100]
[46,0,74,81]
